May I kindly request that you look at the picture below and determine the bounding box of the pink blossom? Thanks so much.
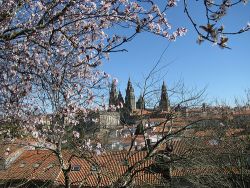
[113,78,118,86]
[168,0,178,7]
[73,131,80,138]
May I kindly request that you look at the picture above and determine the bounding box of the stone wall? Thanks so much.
[99,111,120,129]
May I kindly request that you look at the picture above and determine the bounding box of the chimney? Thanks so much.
[146,139,151,150]
[135,145,138,151]
[0,147,24,170]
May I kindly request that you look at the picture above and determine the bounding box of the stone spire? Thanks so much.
[117,90,124,106]
[136,94,145,110]
[125,78,136,111]
[109,80,118,106]
[159,81,170,111]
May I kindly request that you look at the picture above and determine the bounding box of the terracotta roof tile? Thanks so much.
[225,128,244,136]
[193,130,214,137]
[0,150,60,182]
[0,150,164,187]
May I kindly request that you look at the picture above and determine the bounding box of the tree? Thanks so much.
[0,1,188,187]
[0,0,249,187]
[175,117,250,188]
[106,55,208,187]
[110,59,250,187]
[183,0,250,48]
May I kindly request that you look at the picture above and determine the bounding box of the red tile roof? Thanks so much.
[193,130,214,137]
[0,150,60,182]
[0,150,164,187]
[225,128,245,137]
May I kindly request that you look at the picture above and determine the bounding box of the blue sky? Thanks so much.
[101,1,250,106]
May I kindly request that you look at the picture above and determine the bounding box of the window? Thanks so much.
[71,165,81,171]
[90,164,99,172]
[209,139,219,146]
[44,163,55,172]
[121,159,129,166]
[19,162,26,168]
[33,163,41,168]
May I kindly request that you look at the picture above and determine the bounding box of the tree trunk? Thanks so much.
[55,139,71,188]
[63,169,71,188]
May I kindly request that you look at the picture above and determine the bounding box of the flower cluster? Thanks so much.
[0,0,186,149]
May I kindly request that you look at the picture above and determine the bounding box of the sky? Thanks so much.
[101,1,250,106]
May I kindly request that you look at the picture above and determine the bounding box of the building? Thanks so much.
[1,125,249,188]
[0,147,168,187]
[159,81,170,111]
[109,80,118,107]
[124,78,136,112]
[109,79,170,113]
[109,80,124,108]
[136,95,145,110]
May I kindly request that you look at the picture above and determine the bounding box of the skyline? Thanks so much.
[101,2,250,106]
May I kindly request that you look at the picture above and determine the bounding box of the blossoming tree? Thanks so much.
[0,0,249,187]
[184,0,250,48]
[0,0,187,187]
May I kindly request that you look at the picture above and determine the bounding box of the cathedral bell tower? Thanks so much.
[109,80,118,106]
[125,78,136,111]
[117,90,124,106]
[109,80,124,109]
[159,81,170,111]
[136,95,145,110]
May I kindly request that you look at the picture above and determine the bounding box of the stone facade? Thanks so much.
[99,111,120,129]
[98,111,120,143]
[79,111,120,135]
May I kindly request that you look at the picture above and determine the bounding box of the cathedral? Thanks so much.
[108,80,124,107]
[159,81,170,111]
[109,78,170,112]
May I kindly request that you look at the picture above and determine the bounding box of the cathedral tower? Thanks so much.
[136,94,145,110]
[117,90,124,106]
[125,78,136,111]
[159,81,170,111]
[109,80,118,106]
